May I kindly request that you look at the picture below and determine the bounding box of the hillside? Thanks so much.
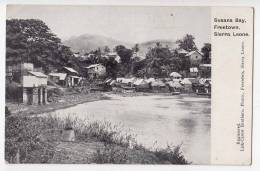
[63,34,132,54]
[63,34,178,57]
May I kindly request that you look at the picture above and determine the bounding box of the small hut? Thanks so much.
[170,72,182,81]
[151,80,168,93]
[180,78,193,93]
[167,81,183,92]
[133,79,149,92]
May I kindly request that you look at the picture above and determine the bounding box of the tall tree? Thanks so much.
[115,45,133,64]
[144,42,174,78]
[6,19,76,73]
[176,34,197,52]
[104,46,111,53]
[115,45,133,76]
[105,57,118,79]
[201,43,211,64]
[132,43,139,53]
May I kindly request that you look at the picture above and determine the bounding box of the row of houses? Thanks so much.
[6,48,210,105]
[103,72,211,94]
[48,67,81,87]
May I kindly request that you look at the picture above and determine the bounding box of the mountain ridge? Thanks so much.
[63,34,178,56]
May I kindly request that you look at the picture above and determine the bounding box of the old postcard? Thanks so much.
[4,5,253,165]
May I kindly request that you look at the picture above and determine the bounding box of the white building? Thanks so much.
[85,64,106,79]
[170,72,182,81]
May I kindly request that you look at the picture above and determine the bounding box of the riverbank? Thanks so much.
[6,92,110,116]
[5,115,189,164]
[6,89,209,116]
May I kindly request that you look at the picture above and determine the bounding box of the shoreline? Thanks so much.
[6,91,209,116]
[6,92,110,116]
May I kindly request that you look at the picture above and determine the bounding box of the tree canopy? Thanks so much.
[6,19,78,73]
[142,42,179,78]
[115,45,133,64]
[176,34,197,52]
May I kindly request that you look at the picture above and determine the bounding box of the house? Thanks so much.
[6,62,48,105]
[133,79,149,92]
[85,64,106,79]
[189,67,199,78]
[177,49,189,55]
[60,67,80,87]
[199,64,211,78]
[6,63,34,83]
[22,71,48,105]
[48,73,67,87]
[180,78,193,93]
[170,72,182,81]
[167,81,183,92]
[146,78,156,84]
[73,52,80,58]
[151,80,168,93]
[106,52,120,63]
[185,50,203,67]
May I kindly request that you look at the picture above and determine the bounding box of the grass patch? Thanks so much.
[5,114,189,164]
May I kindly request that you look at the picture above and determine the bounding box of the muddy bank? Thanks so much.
[6,92,110,116]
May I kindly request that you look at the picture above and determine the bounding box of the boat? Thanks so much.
[172,91,181,95]
[196,92,211,97]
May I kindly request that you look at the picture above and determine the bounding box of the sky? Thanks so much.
[7,5,210,49]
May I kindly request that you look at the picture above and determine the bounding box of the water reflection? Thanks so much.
[52,94,211,164]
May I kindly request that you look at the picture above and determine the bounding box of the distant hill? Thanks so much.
[63,34,178,58]
[63,34,132,54]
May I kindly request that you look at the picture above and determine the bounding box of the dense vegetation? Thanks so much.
[5,115,189,164]
[6,19,81,73]
[78,35,211,78]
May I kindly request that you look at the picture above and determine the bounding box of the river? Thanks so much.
[51,94,211,164]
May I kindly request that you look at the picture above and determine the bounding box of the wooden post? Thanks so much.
[32,87,38,105]
[23,87,28,104]
[43,87,48,104]
[15,148,20,164]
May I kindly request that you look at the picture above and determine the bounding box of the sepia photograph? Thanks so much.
[5,5,212,164]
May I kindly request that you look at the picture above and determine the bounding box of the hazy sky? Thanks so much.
[7,5,210,49]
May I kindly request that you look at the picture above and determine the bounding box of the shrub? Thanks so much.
[93,144,128,164]
[5,116,56,163]
[5,82,23,101]
[154,145,189,164]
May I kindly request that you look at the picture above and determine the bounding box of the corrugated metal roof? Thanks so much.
[48,73,67,80]
[170,72,182,77]
[85,64,104,69]
[28,71,47,78]
[200,64,211,68]
[185,50,203,57]
[167,81,182,88]
[70,75,80,79]
[181,78,192,85]
[133,79,148,85]
[151,80,166,87]
[63,67,78,74]
[177,49,189,54]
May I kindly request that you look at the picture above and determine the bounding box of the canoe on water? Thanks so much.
[196,92,211,97]
[172,91,181,95]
